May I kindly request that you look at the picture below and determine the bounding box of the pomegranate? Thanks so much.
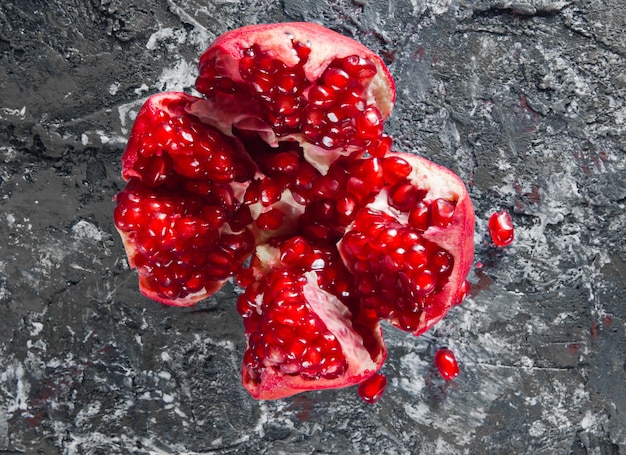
[113,22,475,402]
[488,210,514,247]
[434,348,460,380]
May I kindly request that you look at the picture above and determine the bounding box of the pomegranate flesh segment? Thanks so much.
[114,179,255,305]
[338,152,475,336]
[194,22,395,173]
[238,240,385,400]
[489,210,514,247]
[114,92,256,306]
[434,348,460,380]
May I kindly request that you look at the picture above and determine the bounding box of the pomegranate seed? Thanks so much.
[388,181,420,211]
[431,198,456,227]
[369,134,393,158]
[276,73,299,94]
[308,84,337,107]
[114,204,144,232]
[431,249,453,275]
[356,107,383,141]
[259,178,283,206]
[382,156,413,184]
[336,194,358,222]
[292,40,311,62]
[341,55,377,80]
[357,373,387,404]
[279,236,313,266]
[322,67,351,90]
[255,208,284,230]
[347,157,384,199]
[489,210,514,247]
[408,201,430,232]
[135,154,173,187]
[434,348,459,380]
[265,151,299,175]
[412,269,436,296]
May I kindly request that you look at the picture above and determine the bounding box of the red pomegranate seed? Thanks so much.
[279,236,313,266]
[341,55,377,80]
[431,249,453,274]
[265,151,300,175]
[356,107,383,141]
[135,154,173,187]
[388,181,420,211]
[488,210,514,247]
[408,201,430,232]
[431,198,456,227]
[259,178,283,206]
[255,208,284,230]
[412,269,436,296]
[357,373,387,404]
[382,155,412,184]
[434,348,459,380]
[322,67,351,90]
[308,84,337,107]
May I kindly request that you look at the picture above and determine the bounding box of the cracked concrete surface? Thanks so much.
[0,0,625,453]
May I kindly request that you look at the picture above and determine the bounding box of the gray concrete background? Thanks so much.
[0,0,625,453]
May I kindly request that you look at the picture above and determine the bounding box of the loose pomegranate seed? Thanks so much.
[357,373,387,404]
[434,348,459,380]
[489,210,514,247]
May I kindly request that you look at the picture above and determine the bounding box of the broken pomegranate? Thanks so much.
[434,348,460,380]
[113,22,475,402]
[489,210,514,247]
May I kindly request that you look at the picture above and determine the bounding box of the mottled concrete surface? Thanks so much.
[1,1,625,453]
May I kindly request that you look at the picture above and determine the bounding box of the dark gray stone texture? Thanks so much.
[0,0,624,453]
